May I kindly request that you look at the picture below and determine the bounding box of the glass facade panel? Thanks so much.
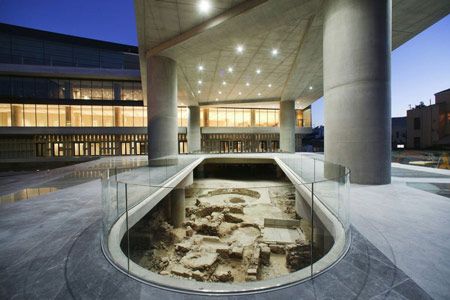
[71,106,81,126]
[24,104,36,126]
[59,105,66,127]
[102,81,113,100]
[72,80,81,99]
[0,104,11,126]
[92,106,102,126]
[217,108,227,127]
[303,107,311,127]
[81,105,92,126]
[123,107,134,126]
[209,108,218,127]
[81,80,91,100]
[36,104,48,126]
[226,108,234,127]
[122,82,133,100]
[0,76,11,96]
[268,110,277,127]
[48,105,59,126]
[134,106,144,127]
[134,82,142,100]
[242,109,251,127]
[35,78,48,98]
[22,78,35,98]
[91,81,102,100]
[103,106,113,126]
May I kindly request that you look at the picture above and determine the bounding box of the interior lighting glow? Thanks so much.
[256,69,261,74]
[198,65,204,71]
[218,91,222,94]
[198,80,202,84]
[236,45,244,54]
[272,48,278,56]
[268,83,272,88]
[246,82,250,86]
[309,85,313,90]
[222,81,227,85]
[228,67,233,73]
[197,0,211,14]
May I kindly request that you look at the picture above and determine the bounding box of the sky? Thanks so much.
[0,0,449,127]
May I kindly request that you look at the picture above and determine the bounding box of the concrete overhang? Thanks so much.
[134,0,450,108]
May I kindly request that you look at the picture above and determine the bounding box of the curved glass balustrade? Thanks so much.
[101,154,350,293]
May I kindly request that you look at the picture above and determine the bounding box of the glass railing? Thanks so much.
[101,154,350,293]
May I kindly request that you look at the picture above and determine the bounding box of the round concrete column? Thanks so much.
[187,106,201,153]
[323,0,391,184]
[147,55,178,165]
[170,188,185,228]
[280,100,296,153]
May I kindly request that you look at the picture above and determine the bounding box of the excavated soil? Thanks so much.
[130,178,313,283]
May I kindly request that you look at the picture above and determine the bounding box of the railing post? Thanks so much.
[125,183,130,273]
[310,182,314,277]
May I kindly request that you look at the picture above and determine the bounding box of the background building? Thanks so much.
[406,88,450,149]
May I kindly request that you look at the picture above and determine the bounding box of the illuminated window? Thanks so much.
[200,108,205,127]
[48,105,59,127]
[122,82,134,100]
[209,108,218,127]
[72,80,81,99]
[143,107,147,126]
[226,108,235,127]
[134,106,144,127]
[114,107,123,127]
[134,82,143,100]
[91,81,102,100]
[123,107,134,126]
[81,80,91,100]
[268,110,277,127]
[24,104,36,127]
[234,109,243,127]
[59,105,67,127]
[0,104,11,126]
[82,106,93,126]
[103,106,114,127]
[303,108,311,127]
[242,109,251,127]
[11,104,24,126]
[217,108,227,127]
[92,106,103,126]
[102,81,113,100]
[36,104,47,127]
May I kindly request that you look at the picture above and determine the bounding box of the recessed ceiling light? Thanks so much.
[197,90,201,94]
[309,86,313,90]
[238,91,242,95]
[197,0,211,14]
[215,98,218,101]
[228,67,233,73]
[198,65,204,71]
[258,92,261,96]
[236,45,244,54]
[222,81,226,85]
[218,91,222,94]
[256,69,261,74]
[246,82,250,86]
[198,80,202,85]
[268,83,272,88]
[272,48,278,56]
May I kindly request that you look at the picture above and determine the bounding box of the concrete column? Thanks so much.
[147,55,178,165]
[114,107,123,127]
[280,100,296,153]
[170,188,185,228]
[251,109,256,126]
[187,106,201,153]
[202,108,209,127]
[323,0,391,184]
[65,106,72,126]
[11,104,23,126]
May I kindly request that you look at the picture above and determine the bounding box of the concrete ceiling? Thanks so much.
[135,0,450,108]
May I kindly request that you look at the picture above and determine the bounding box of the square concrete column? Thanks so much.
[187,105,201,153]
[146,55,178,165]
[323,0,392,184]
[280,100,296,153]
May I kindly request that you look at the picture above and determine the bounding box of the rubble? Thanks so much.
[130,179,316,284]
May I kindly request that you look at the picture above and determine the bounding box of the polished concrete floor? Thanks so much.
[0,155,448,299]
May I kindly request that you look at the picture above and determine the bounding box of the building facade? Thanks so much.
[0,24,312,160]
[391,117,407,149]
[406,88,450,149]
